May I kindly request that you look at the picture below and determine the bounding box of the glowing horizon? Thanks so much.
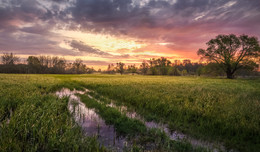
[0,0,259,69]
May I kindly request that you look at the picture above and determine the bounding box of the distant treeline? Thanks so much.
[0,53,95,74]
[105,57,259,77]
[0,53,259,77]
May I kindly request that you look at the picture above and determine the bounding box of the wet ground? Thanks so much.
[56,88,126,151]
[86,89,227,152]
[56,88,228,152]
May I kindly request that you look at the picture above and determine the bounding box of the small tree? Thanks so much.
[52,57,66,73]
[1,53,20,65]
[127,64,137,75]
[107,64,115,74]
[27,56,41,73]
[168,66,181,76]
[140,60,149,75]
[72,58,86,74]
[116,62,125,75]
[181,69,188,76]
[198,34,260,79]
[157,57,171,75]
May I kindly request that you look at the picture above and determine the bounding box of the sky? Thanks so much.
[0,0,260,69]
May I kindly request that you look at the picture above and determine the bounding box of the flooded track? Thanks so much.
[56,88,231,152]
[86,89,229,152]
[56,88,126,151]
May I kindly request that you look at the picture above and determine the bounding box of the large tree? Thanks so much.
[197,34,260,79]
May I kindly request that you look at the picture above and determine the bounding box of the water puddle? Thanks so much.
[56,88,229,151]
[55,88,126,151]
[87,90,227,152]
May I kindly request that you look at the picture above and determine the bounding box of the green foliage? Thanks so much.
[181,69,188,76]
[198,34,260,79]
[168,66,181,76]
[200,63,225,76]
[0,54,94,74]
[80,94,206,152]
[127,65,137,75]
[148,57,172,75]
[0,74,259,152]
[80,95,147,137]
[116,62,125,75]
[76,74,260,152]
[0,74,104,152]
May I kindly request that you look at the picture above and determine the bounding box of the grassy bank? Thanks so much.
[72,74,260,152]
[79,94,207,152]
[0,74,104,151]
[0,74,259,151]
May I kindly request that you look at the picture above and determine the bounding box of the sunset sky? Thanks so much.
[0,0,260,69]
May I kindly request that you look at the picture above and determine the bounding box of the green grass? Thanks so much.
[80,94,147,137]
[72,74,260,152]
[0,74,259,152]
[80,94,207,152]
[0,74,104,152]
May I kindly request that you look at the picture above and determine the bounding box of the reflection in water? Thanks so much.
[56,88,126,151]
[56,88,227,152]
[87,91,227,152]
[88,93,187,140]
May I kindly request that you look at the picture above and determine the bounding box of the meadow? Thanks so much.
[0,74,259,152]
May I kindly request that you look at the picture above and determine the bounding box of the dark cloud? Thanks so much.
[69,40,130,59]
[51,0,68,3]
[20,24,53,35]
[69,40,112,56]
[0,0,54,25]
[0,0,260,63]
[0,0,72,55]
[0,29,70,56]
[67,0,260,40]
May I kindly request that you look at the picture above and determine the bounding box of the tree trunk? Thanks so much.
[226,70,234,79]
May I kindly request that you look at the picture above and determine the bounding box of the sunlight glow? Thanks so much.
[54,30,146,53]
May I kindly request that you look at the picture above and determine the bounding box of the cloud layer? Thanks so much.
[0,0,260,67]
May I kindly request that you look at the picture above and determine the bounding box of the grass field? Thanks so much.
[0,74,259,152]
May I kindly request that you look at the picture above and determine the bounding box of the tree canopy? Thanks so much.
[116,62,125,75]
[198,34,260,78]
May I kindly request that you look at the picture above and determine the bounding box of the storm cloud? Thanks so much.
[68,0,260,38]
[0,0,259,65]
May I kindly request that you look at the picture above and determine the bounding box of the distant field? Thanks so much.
[0,74,259,152]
